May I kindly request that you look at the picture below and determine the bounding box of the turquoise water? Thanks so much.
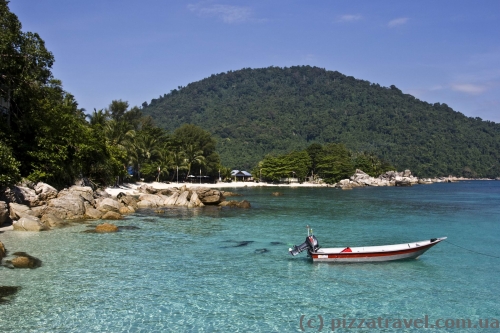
[1,181,499,332]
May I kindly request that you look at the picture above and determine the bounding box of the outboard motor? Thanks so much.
[289,234,319,256]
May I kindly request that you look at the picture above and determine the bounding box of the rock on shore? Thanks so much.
[333,169,462,189]
[0,182,235,233]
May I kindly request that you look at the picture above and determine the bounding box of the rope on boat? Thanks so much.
[443,240,500,259]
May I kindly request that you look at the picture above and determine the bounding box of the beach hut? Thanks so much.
[231,170,253,182]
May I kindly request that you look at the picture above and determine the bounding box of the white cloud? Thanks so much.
[388,17,409,28]
[338,14,362,22]
[451,83,487,95]
[188,3,252,23]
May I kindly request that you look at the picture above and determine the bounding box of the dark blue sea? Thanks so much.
[1,181,499,332]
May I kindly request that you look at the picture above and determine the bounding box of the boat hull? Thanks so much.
[309,238,446,263]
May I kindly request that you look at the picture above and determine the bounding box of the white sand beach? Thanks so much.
[105,181,328,197]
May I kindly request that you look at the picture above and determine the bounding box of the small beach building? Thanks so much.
[231,170,253,182]
[279,176,299,184]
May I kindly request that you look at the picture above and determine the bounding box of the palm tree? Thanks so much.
[86,108,107,127]
[183,144,205,181]
[156,143,175,182]
[106,120,134,148]
[218,165,232,182]
[124,130,160,180]
[170,149,187,182]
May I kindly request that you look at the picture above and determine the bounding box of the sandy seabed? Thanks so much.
[105,181,328,197]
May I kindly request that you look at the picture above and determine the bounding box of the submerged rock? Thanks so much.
[7,252,42,268]
[219,200,251,208]
[95,223,119,233]
[0,286,20,303]
[117,225,140,231]
[221,191,241,197]
[221,240,254,248]
[0,241,6,260]
[234,241,253,247]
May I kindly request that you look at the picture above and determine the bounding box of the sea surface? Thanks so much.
[1,181,499,332]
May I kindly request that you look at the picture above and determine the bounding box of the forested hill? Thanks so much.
[142,66,500,177]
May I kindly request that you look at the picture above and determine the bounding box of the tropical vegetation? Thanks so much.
[256,143,393,184]
[142,66,500,178]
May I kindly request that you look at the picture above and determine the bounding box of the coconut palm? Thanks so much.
[86,108,107,127]
[124,130,160,179]
[106,120,134,148]
[169,149,187,182]
[155,143,176,181]
[183,144,205,180]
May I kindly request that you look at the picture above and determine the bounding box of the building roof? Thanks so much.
[231,170,252,177]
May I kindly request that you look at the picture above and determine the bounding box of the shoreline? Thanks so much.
[104,181,328,197]
[103,178,489,197]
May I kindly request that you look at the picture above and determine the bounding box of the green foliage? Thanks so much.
[173,124,220,178]
[142,66,500,178]
[0,139,20,186]
[352,151,394,177]
[218,165,232,181]
[259,150,311,182]
[107,99,129,121]
[258,143,393,184]
[20,81,96,185]
[315,143,354,184]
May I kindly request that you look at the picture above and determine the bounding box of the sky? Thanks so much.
[8,0,500,122]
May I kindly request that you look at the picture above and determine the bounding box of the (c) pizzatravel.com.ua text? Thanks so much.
[299,314,500,331]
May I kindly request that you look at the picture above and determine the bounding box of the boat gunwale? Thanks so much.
[311,237,447,256]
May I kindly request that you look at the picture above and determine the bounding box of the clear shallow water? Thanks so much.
[1,182,499,332]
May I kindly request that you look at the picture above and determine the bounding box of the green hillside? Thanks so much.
[142,66,500,178]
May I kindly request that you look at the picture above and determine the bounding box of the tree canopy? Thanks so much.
[256,143,393,184]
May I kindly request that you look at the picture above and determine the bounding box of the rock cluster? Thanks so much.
[0,183,138,231]
[132,185,225,208]
[0,183,246,232]
[334,169,460,189]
